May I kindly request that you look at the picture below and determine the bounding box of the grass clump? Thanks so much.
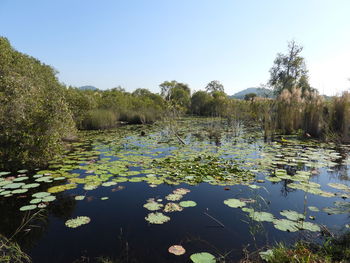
[0,234,31,263]
[256,231,350,263]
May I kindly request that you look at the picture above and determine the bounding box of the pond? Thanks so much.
[0,118,349,262]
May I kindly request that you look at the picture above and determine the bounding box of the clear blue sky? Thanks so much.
[1,0,349,95]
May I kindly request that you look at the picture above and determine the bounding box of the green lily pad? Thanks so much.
[65,216,91,228]
[42,195,56,202]
[102,181,117,187]
[273,219,299,232]
[300,221,321,232]
[249,211,275,222]
[145,212,170,224]
[32,192,50,198]
[179,201,197,208]
[22,183,40,189]
[308,206,319,212]
[11,189,28,194]
[165,193,183,201]
[223,198,246,208]
[3,183,25,189]
[75,195,85,201]
[143,201,163,211]
[20,205,37,211]
[280,210,305,221]
[190,252,216,263]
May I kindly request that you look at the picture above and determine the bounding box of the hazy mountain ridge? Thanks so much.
[230,87,274,99]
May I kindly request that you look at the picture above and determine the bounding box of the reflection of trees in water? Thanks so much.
[0,192,76,252]
[279,179,296,197]
[49,193,77,220]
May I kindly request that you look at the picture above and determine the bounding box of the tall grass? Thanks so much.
[82,109,118,130]
[237,88,350,142]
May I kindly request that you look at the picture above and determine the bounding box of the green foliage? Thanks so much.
[244,93,257,101]
[0,234,31,263]
[269,40,313,96]
[205,80,224,94]
[0,37,76,169]
[82,109,117,130]
[260,233,350,263]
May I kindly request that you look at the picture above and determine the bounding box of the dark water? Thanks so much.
[0,121,349,262]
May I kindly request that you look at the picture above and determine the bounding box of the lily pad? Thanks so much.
[280,210,305,221]
[168,245,186,256]
[65,216,91,228]
[32,192,50,198]
[308,206,319,212]
[20,205,37,211]
[75,195,85,201]
[143,201,163,211]
[164,202,183,212]
[179,201,197,208]
[173,188,190,195]
[145,212,170,224]
[273,219,299,232]
[223,198,246,208]
[165,193,183,201]
[249,211,275,222]
[190,252,216,263]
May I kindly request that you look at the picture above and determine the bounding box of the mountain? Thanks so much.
[79,85,98,91]
[230,87,274,99]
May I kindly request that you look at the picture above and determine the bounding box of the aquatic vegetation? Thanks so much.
[165,194,183,201]
[280,210,305,221]
[273,219,299,232]
[75,195,85,201]
[173,188,190,195]
[143,201,164,211]
[223,198,246,208]
[323,201,350,214]
[19,205,37,211]
[164,202,183,212]
[179,201,197,208]
[168,245,186,256]
[308,206,320,212]
[190,252,216,263]
[145,212,170,224]
[65,216,91,228]
[247,211,275,222]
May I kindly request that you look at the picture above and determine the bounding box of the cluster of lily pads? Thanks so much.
[224,197,321,232]
[143,188,197,224]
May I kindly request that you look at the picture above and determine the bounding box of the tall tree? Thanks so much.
[205,80,224,94]
[269,40,312,95]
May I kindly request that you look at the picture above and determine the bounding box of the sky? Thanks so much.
[0,0,349,96]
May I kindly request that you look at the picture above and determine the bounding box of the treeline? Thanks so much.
[1,36,350,169]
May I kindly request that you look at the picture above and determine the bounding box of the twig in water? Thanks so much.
[204,211,225,228]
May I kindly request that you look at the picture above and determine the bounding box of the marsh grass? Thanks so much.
[82,109,118,130]
[0,234,31,263]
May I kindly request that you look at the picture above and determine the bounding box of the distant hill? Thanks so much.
[231,87,274,99]
[79,85,98,91]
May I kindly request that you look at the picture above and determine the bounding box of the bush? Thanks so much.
[0,37,76,169]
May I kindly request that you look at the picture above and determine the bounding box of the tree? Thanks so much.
[244,93,257,101]
[205,80,224,94]
[190,91,212,115]
[0,37,76,168]
[159,80,190,101]
[269,40,312,95]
